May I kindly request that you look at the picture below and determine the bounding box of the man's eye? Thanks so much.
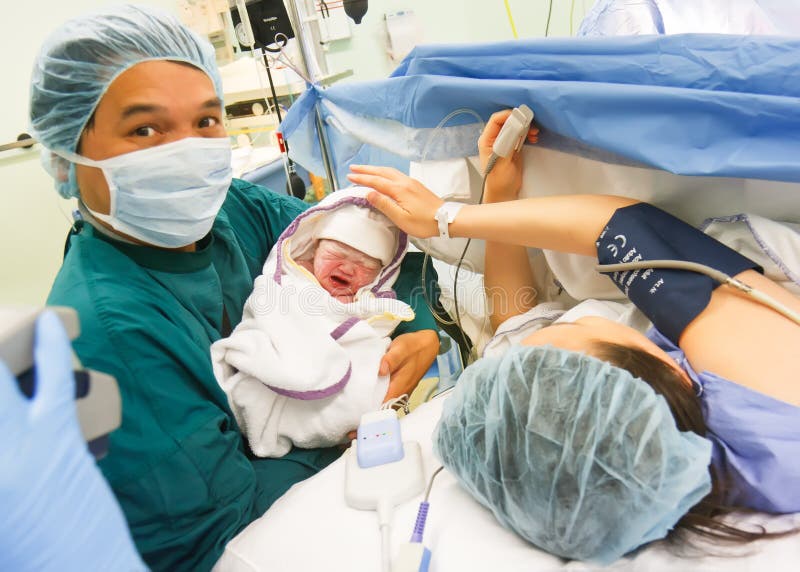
[199,116,219,128]
[132,126,156,137]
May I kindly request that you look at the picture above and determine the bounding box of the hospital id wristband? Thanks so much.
[434,202,464,239]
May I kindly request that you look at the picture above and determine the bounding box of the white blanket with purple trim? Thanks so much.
[211,188,413,457]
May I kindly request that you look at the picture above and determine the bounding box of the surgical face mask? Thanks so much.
[59,137,232,248]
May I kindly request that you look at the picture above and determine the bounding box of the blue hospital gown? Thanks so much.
[647,327,800,514]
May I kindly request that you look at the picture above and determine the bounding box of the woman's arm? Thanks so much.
[452,194,639,255]
[477,111,540,330]
[347,164,637,257]
[484,229,537,330]
[680,269,800,406]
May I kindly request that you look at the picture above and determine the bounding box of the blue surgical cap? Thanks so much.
[433,345,712,565]
[29,4,223,198]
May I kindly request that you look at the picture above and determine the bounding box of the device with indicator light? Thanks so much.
[355,409,405,468]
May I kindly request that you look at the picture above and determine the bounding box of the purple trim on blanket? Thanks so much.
[375,289,397,299]
[273,194,408,293]
[271,201,353,284]
[267,364,352,400]
[373,231,409,293]
[331,317,360,340]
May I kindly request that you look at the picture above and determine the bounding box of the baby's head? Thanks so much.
[306,204,398,302]
[312,239,382,302]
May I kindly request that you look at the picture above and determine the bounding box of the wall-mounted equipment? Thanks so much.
[231,0,295,51]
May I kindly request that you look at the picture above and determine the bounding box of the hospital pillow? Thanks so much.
[433,345,712,565]
[29,4,222,198]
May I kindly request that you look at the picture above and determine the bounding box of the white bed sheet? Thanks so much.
[215,394,800,572]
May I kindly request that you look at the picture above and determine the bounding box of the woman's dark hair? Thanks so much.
[592,341,796,545]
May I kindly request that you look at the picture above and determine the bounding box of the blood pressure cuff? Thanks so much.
[595,203,761,344]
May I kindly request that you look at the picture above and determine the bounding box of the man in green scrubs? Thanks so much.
[30,6,440,571]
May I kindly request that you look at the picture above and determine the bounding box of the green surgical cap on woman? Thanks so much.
[433,345,713,565]
[29,4,223,198]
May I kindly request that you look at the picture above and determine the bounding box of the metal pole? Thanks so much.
[262,53,296,190]
[315,106,339,190]
[285,0,338,191]
[284,0,313,79]
[284,0,329,79]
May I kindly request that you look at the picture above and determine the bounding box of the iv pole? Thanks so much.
[283,0,340,191]
[261,52,307,199]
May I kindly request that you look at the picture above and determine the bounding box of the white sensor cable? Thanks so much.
[596,260,800,326]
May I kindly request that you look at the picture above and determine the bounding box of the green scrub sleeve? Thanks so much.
[392,252,440,336]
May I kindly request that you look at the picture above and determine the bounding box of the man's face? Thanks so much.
[312,239,383,302]
[75,60,226,216]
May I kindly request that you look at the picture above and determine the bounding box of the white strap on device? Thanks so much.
[434,202,465,239]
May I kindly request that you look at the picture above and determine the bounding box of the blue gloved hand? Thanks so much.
[0,311,147,571]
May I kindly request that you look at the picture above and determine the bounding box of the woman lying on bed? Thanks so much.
[347,110,800,563]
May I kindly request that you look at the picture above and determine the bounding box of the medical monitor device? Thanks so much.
[492,104,534,158]
[230,0,295,52]
[0,306,122,460]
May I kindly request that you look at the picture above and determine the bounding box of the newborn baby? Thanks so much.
[212,188,412,457]
[297,239,383,303]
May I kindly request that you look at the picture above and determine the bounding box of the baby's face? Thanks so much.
[313,239,382,302]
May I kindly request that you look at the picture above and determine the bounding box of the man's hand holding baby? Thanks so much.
[381,329,439,401]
